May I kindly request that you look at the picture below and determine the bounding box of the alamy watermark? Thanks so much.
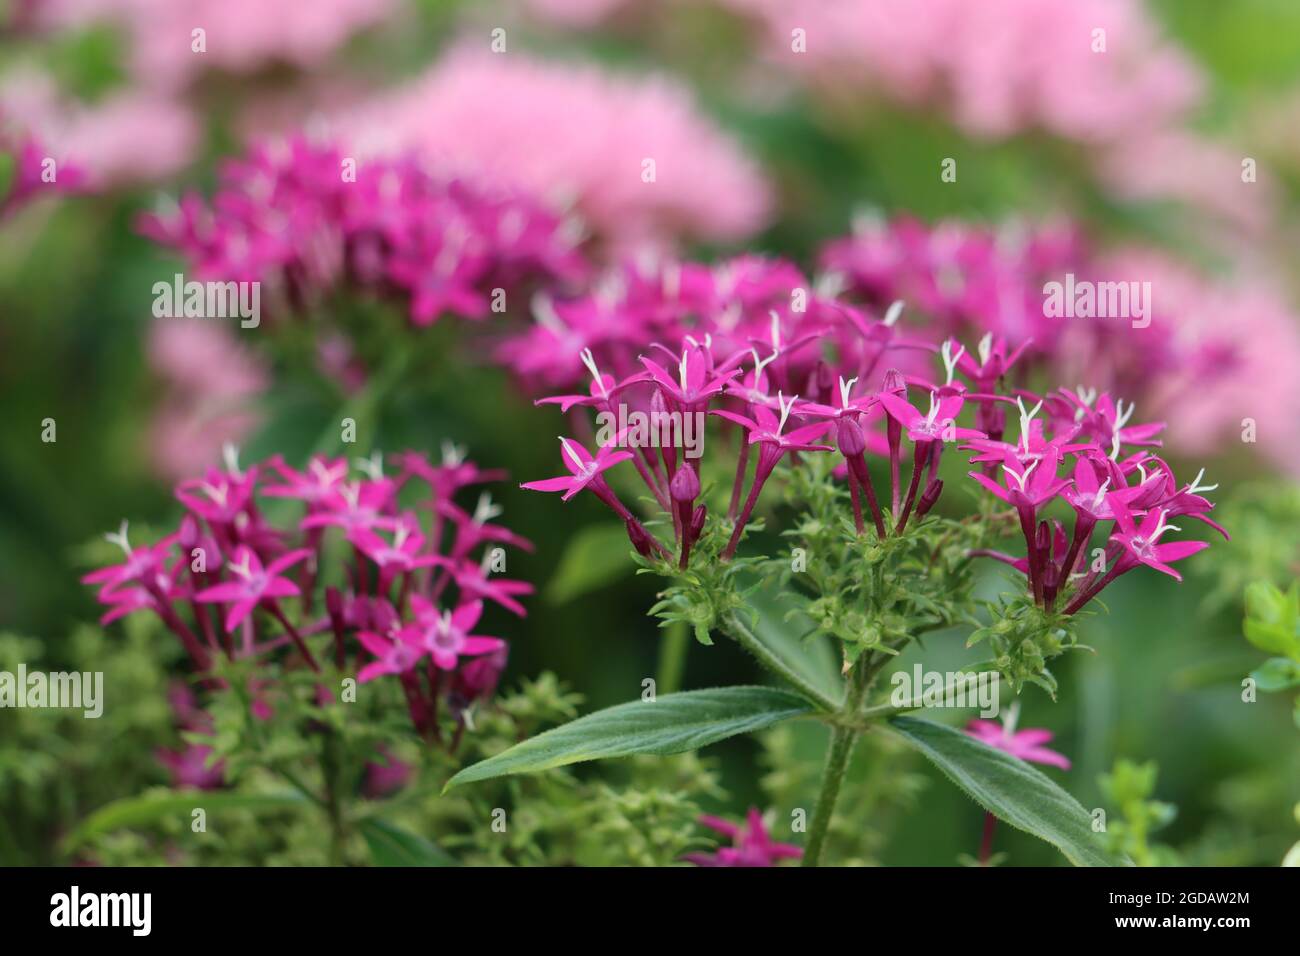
[595,404,705,459]
[0,665,103,718]
[1042,272,1151,329]
[890,665,1000,718]
[50,886,150,936]
[152,273,261,328]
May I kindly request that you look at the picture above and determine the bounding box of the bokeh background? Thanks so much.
[2,0,1298,865]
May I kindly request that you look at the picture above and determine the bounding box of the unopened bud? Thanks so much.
[837,417,867,457]
[916,478,944,517]
[690,504,707,540]
[670,462,701,503]
[626,518,655,557]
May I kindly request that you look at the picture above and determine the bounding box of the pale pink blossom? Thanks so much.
[328,44,771,248]
[147,320,268,480]
[725,0,1201,145]
[35,0,394,89]
[0,69,197,185]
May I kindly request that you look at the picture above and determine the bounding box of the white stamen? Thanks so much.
[355,451,384,480]
[579,348,607,398]
[105,519,132,556]
[222,443,242,478]
[1186,467,1218,496]
[883,300,905,327]
[1016,396,1043,454]
[838,376,858,409]
[769,310,782,350]
[777,392,797,435]
[941,341,965,386]
[530,292,562,332]
[473,492,503,525]
[338,482,361,511]
[441,441,466,467]
[977,332,993,367]
[560,438,589,474]
[1004,459,1039,492]
[1109,398,1136,460]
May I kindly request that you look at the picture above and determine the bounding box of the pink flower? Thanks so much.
[327,44,771,248]
[147,320,267,481]
[683,808,803,867]
[355,627,427,683]
[194,546,310,632]
[38,0,394,90]
[965,718,1071,770]
[727,0,1201,146]
[403,597,504,672]
[155,743,226,790]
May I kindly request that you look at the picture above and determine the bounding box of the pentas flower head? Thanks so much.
[683,808,803,867]
[138,136,586,339]
[83,447,529,743]
[960,384,1218,613]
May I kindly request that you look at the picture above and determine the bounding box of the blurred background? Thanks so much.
[1,0,1298,865]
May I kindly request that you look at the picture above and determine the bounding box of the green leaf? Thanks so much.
[546,522,635,604]
[887,716,1123,867]
[359,819,459,867]
[1251,657,1300,692]
[749,594,843,704]
[1243,581,1300,660]
[446,686,812,789]
[61,790,306,854]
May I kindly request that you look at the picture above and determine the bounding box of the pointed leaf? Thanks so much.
[888,716,1123,867]
[446,686,812,789]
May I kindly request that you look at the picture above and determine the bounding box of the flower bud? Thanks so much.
[670,462,701,503]
[626,518,655,557]
[837,417,867,457]
[690,504,707,541]
[916,478,944,517]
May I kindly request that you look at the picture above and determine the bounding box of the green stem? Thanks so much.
[802,722,857,867]
[722,613,840,712]
[802,660,872,866]
[656,620,690,695]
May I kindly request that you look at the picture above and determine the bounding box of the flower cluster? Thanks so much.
[139,136,587,327]
[522,287,1223,621]
[82,445,532,740]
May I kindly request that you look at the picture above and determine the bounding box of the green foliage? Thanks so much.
[1199,483,1300,613]
[1097,759,1180,867]
[446,686,812,788]
[888,716,1122,867]
[967,595,1086,697]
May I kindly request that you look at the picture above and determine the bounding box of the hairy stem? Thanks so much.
[802,660,871,866]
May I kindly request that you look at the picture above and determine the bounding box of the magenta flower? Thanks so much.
[877,389,983,445]
[263,456,350,505]
[356,628,428,683]
[683,808,803,867]
[713,393,833,559]
[156,743,226,790]
[194,546,310,631]
[349,519,442,575]
[966,718,1071,770]
[404,597,504,671]
[522,437,634,503]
